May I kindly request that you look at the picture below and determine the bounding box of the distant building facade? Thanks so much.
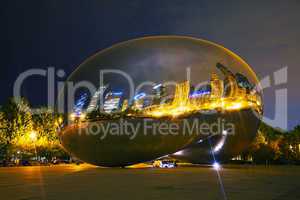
[103,92,123,113]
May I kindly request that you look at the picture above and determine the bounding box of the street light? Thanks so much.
[58,116,63,124]
[212,162,221,171]
[29,131,37,141]
[29,130,39,162]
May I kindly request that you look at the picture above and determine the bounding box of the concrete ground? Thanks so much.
[0,164,299,200]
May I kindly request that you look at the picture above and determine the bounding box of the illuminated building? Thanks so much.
[152,84,167,104]
[144,81,192,117]
[73,93,88,115]
[172,81,190,106]
[189,84,210,107]
[216,62,234,76]
[121,99,128,111]
[225,76,237,97]
[190,85,195,95]
[132,93,146,110]
[216,62,238,97]
[143,77,262,118]
[190,90,210,98]
[103,92,123,113]
[235,73,253,92]
[153,84,166,97]
[236,87,247,98]
[210,72,223,98]
[190,84,211,98]
[69,93,88,122]
[143,96,154,107]
[223,74,239,98]
[86,86,107,113]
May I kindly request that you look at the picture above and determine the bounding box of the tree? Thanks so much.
[32,108,61,143]
[0,111,9,159]
[246,123,284,164]
[281,125,300,162]
[1,98,34,157]
[250,130,266,151]
[0,98,69,161]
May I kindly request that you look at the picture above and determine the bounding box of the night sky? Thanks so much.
[0,0,299,129]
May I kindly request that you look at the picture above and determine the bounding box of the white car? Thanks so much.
[153,160,177,168]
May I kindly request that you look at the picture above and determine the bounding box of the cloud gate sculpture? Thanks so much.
[58,36,262,167]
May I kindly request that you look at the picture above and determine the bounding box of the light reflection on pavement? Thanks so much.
[0,164,299,200]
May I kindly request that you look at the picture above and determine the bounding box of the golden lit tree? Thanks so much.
[0,111,9,159]
[32,108,62,147]
[0,98,34,156]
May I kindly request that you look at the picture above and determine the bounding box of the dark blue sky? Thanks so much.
[0,0,299,129]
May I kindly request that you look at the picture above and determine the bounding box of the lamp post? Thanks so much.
[29,131,37,142]
[29,131,38,162]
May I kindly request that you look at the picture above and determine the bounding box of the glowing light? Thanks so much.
[153,84,162,89]
[256,100,261,106]
[190,90,210,98]
[151,111,164,117]
[29,131,37,141]
[213,136,226,153]
[70,113,76,120]
[112,92,123,95]
[212,162,221,170]
[134,92,146,100]
[213,142,224,153]
[80,113,86,120]
[173,150,184,156]
[140,81,260,118]
[226,102,242,110]
[58,117,63,124]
